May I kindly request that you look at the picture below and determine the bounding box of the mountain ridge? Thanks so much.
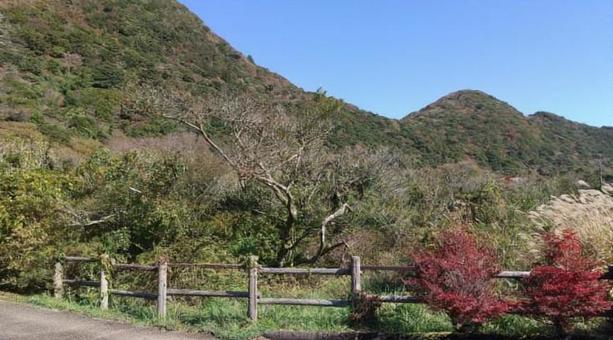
[0,0,611,178]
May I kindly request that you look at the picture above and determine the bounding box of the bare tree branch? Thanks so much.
[68,214,115,228]
[128,85,389,266]
[304,203,352,263]
[163,114,238,170]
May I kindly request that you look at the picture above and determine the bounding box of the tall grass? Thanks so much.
[527,188,613,265]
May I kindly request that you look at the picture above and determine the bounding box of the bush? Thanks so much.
[67,109,107,140]
[0,169,73,291]
[90,63,124,89]
[407,227,509,332]
[520,229,612,336]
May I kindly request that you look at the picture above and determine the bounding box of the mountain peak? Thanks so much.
[402,89,523,121]
[531,111,566,120]
[439,89,496,100]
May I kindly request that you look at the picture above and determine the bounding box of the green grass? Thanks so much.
[23,293,351,339]
[16,292,612,340]
[376,303,453,334]
[3,280,610,340]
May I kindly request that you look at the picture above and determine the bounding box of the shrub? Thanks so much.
[407,227,509,332]
[0,169,73,291]
[90,63,124,89]
[521,229,612,336]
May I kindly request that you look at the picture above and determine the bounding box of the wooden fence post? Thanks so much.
[351,256,361,294]
[53,261,63,299]
[351,256,361,311]
[100,270,109,310]
[248,256,258,321]
[157,258,168,318]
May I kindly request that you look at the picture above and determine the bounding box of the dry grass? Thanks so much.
[107,131,210,159]
[0,122,103,169]
[526,187,613,265]
[0,122,42,139]
[0,124,49,169]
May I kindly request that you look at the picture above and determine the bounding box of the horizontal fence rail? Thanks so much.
[377,295,423,303]
[361,265,413,272]
[64,256,97,262]
[167,289,251,298]
[53,255,613,320]
[259,267,350,275]
[495,271,531,279]
[259,298,351,307]
[109,289,157,300]
[169,263,243,269]
[62,279,100,287]
[114,263,157,271]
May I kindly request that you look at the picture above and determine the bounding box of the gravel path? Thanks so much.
[0,300,213,340]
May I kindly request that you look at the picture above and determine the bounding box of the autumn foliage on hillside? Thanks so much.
[407,228,509,331]
[521,229,612,335]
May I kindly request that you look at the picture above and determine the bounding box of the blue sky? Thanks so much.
[180,1,613,127]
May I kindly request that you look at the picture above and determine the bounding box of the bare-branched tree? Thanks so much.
[123,85,391,266]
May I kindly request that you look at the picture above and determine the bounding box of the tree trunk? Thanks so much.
[275,218,295,267]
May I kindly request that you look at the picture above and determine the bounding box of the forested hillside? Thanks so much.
[1,0,611,175]
[401,90,613,176]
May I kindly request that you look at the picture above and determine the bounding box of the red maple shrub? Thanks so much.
[521,229,612,336]
[407,227,509,332]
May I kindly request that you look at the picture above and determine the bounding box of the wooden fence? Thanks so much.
[53,256,613,320]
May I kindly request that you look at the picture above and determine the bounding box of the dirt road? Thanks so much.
[0,300,213,340]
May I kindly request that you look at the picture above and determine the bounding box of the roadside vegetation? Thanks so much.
[8,273,610,340]
[1,132,611,338]
[2,84,611,339]
[1,129,589,292]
